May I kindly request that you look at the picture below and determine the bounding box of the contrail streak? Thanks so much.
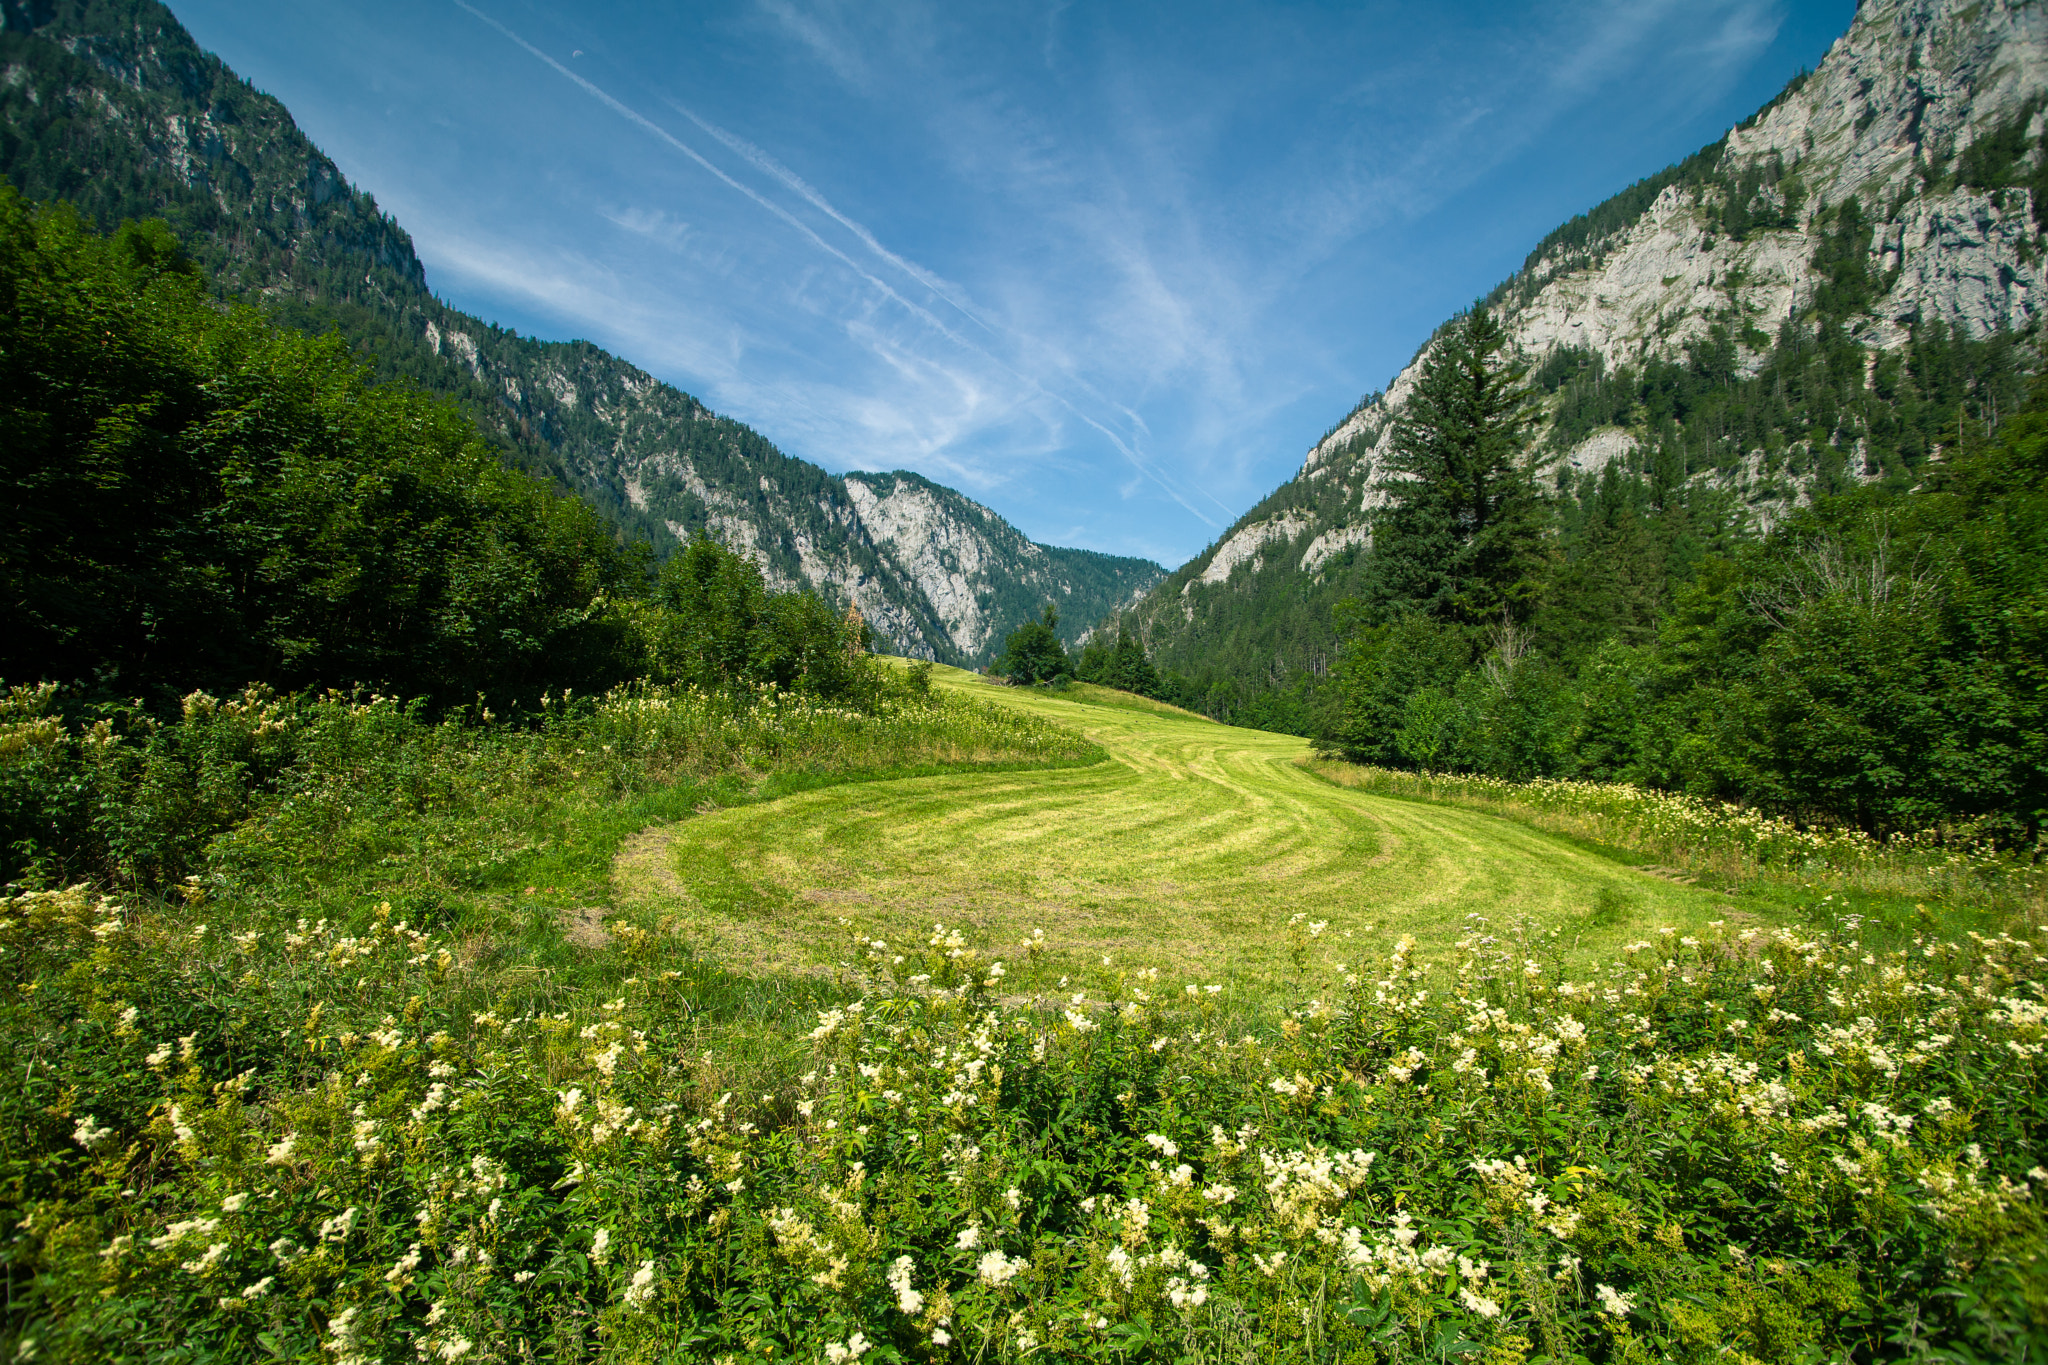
[451,0,1219,527]
[667,100,995,334]
[664,102,1223,516]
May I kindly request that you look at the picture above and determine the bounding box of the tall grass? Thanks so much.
[6,884,2044,1362]
[0,678,1101,900]
[1304,760,2045,913]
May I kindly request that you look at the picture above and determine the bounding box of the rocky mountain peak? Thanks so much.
[1114,0,2045,711]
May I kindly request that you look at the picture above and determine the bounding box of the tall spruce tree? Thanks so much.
[1359,308,1551,630]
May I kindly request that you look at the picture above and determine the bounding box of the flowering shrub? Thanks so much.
[4,872,2044,1362]
[1308,760,2043,909]
[0,677,1095,892]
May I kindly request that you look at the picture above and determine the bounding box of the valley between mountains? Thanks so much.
[616,666,1743,1002]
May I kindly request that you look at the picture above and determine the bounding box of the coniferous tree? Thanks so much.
[1361,308,1551,630]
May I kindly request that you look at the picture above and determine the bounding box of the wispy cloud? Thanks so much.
[667,98,990,331]
[390,0,1831,562]
[600,205,693,250]
[451,0,1225,527]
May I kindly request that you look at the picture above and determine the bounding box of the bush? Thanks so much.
[0,185,642,712]
[997,607,1071,686]
[4,891,2043,1361]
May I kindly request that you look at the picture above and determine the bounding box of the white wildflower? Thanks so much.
[887,1255,925,1314]
[623,1259,657,1310]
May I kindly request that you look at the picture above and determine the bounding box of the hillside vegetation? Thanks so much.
[1110,0,2048,768]
[1311,309,2048,853]
[2,662,2043,1362]
[0,188,903,728]
[0,0,1162,662]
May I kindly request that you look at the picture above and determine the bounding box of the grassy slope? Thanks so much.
[620,665,1754,1007]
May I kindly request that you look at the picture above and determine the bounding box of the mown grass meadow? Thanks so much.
[3,666,2044,1363]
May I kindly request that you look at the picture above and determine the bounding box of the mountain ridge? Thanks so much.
[1114,0,2045,720]
[0,0,1162,663]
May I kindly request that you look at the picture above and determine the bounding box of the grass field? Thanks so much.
[619,665,1760,1006]
[14,671,2043,1362]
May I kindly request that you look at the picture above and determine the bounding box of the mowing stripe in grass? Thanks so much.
[614,666,1762,1006]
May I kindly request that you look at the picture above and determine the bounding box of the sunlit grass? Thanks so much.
[623,665,1773,1012]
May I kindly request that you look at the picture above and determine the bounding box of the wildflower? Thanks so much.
[955,1224,982,1251]
[351,1117,381,1156]
[317,1207,359,1243]
[823,1332,871,1362]
[220,1192,248,1213]
[265,1134,297,1165]
[977,1249,1029,1287]
[71,1115,113,1150]
[1595,1283,1635,1317]
[181,1242,230,1275]
[623,1260,657,1310]
[240,1277,273,1299]
[591,1228,611,1266]
[1458,1286,1502,1318]
[385,1243,423,1283]
[888,1255,925,1314]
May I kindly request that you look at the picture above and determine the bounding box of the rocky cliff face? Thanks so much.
[0,0,1161,663]
[842,472,1159,657]
[1123,0,2044,685]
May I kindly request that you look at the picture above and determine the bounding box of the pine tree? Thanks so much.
[1359,308,1551,629]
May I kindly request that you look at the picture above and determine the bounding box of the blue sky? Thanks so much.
[172,0,1854,569]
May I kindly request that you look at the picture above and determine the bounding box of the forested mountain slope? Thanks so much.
[0,0,1160,663]
[1117,0,2044,721]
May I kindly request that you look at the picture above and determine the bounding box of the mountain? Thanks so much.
[0,0,1161,663]
[1117,0,2045,719]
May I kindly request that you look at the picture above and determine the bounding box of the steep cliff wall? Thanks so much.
[1123,0,2044,694]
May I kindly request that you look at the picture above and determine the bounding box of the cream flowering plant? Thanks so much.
[3,850,2045,1362]
[2,678,2045,1361]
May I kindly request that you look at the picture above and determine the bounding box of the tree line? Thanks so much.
[1309,298,2045,846]
[0,187,880,716]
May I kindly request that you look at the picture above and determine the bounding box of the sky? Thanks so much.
[171,0,1855,570]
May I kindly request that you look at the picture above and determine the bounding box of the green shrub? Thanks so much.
[3,891,2043,1362]
[0,186,641,712]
